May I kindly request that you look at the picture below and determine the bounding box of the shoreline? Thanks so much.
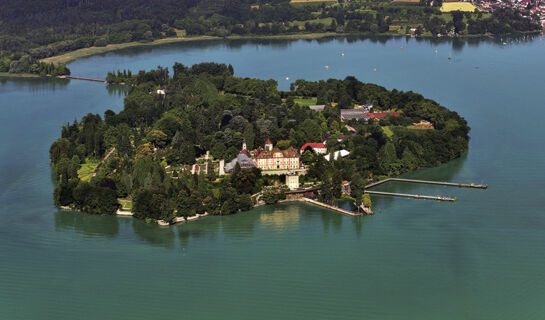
[0,72,43,79]
[40,33,339,65]
[39,31,542,66]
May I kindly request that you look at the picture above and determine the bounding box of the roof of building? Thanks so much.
[300,143,327,151]
[240,149,251,157]
[256,146,299,159]
[264,138,272,145]
[324,150,350,161]
[340,109,370,120]
[365,111,401,119]
[224,153,256,172]
[309,105,326,112]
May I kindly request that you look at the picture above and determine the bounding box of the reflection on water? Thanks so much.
[0,77,70,94]
[51,202,371,248]
[132,219,175,248]
[54,210,119,238]
[259,204,301,231]
[98,33,543,65]
[106,84,132,97]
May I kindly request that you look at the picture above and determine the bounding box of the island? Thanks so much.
[49,62,470,223]
[1,0,542,74]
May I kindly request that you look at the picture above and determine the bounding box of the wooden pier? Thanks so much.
[365,190,456,202]
[364,178,487,190]
[60,75,107,83]
[302,198,362,216]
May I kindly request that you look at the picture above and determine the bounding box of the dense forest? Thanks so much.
[50,62,469,222]
[1,0,541,73]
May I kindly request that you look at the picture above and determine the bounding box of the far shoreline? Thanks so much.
[0,72,43,79]
[40,33,339,65]
[39,31,541,66]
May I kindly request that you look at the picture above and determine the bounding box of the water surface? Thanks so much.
[1,35,544,319]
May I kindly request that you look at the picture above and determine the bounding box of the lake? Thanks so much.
[1,35,544,319]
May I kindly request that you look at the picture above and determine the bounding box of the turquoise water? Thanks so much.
[1,36,545,319]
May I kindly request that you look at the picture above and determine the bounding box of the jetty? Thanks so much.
[365,190,456,202]
[60,75,107,83]
[364,177,486,202]
[364,178,487,189]
[302,198,362,216]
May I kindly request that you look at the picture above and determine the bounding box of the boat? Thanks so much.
[324,65,329,69]
[341,51,345,56]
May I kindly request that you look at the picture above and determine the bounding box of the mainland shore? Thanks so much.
[6,30,537,69]
[40,33,339,65]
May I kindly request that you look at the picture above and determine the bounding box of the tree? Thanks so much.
[147,129,168,148]
[363,194,372,208]
[236,194,253,211]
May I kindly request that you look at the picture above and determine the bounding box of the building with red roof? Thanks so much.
[365,111,401,119]
[300,142,327,154]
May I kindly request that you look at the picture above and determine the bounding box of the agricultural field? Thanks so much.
[440,2,478,12]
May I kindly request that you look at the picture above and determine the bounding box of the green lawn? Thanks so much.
[118,199,133,210]
[294,97,318,106]
[407,125,434,130]
[77,159,99,182]
[382,126,394,138]
[173,28,187,37]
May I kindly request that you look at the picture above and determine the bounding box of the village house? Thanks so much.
[365,111,401,120]
[300,142,327,154]
[340,108,370,121]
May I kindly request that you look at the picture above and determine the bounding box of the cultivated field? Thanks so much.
[440,2,478,12]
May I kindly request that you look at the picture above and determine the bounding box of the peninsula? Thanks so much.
[50,62,470,223]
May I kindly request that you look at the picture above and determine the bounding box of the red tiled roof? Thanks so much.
[265,138,272,145]
[240,149,251,157]
[300,143,326,151]
[365,111,401,119]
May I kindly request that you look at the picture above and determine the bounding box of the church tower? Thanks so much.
[264,138,273,151]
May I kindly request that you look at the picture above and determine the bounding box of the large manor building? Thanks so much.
[254,139,300,171]
[224,139,301,172]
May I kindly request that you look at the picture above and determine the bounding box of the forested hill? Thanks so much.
[1,0,541,72]
[50,62,470,221]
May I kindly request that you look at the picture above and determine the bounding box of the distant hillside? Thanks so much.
[0,0,540,70]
